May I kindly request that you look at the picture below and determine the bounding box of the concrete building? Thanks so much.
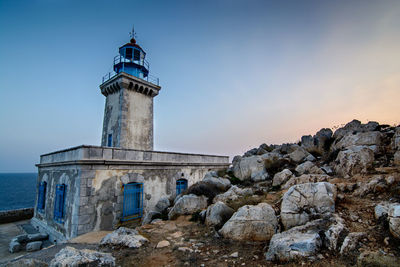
[31,34,229,243]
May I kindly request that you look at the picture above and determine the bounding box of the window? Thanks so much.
[122,183,143,221]
[176,179,188,195]
[54,184,66,223]
[125,48,133,59]
[37,181,46,212]
[107,134,112,147]
[133,49,140,61]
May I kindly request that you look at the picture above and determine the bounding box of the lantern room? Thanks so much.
[113,37,149,79]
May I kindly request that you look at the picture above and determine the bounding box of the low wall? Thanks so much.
[0,208,34,224]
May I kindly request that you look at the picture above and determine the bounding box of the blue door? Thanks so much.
[122,183,143,221]
[54,184,66,223]
[176,179,188,195]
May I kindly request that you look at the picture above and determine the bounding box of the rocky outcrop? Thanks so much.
[49,246,115,267]
[168,194,208,219]
[219,203,278,241]
[281,182,336,229]
[388,204,400,239]
[154,197,170,213]
[301,128,333,154]
[288,145,312,163]
[324,214,348,251]
[205,201,234,229]
[203,173,231,191]
[213,186,253,204]
[100,227,148,248]
[334,146,374,178]
[232,155,265,181]
[333,120,379,139]
[295,161,324,175]
[272,169,294,187]
[333,131,383,152]
[282,174,330,189]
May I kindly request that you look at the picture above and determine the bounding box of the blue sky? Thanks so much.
[1,0,400,172]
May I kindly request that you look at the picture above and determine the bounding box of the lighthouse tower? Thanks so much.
[100,32,161,150]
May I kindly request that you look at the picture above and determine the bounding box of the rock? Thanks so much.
[288,145,311,163]
[203,176,231,191]
[244,148,258,157]
[272,169,293,187]
[305,154,316,162]
[324,214,348,251]
[199,210,206,221]
[334,146,374,178]
[27,233,48,242]
[168,194,208,220]
[374,202,390,220]
[295,161,324,175]
[250,170,269,182]
[151,219,162,224]
[321,165,333,175]
[156,240,170,248]
[205,201,235,229]
[100,227,148,248]
[357,251,400,267]
[388,204,400,239]
[281,182,336,230]
[11,234,28,243]
[141,210,161,225]
[302,129,333,155]
[333,120,379,139]
[154,196,170,213]
[339,232,366,255]
[178,247,193,253]
[49,246,115,267]
[353,175,387,196]
[282,174,330,190]
[26,241,42,252]
[265,220,325,262]
[9,241,21,253]
[5,259,48,267]
[233,155,265,181]
[213,186,253,204]
[333,131,383,152]
[219,203,278,241]
[394,151,400,165]
[230,252,239,258]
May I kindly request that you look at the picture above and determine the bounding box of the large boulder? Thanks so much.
[332,131,383,152]
[168,194,208,219]
[272,169,294,187]
[100,227,148,248]
[203,175,231,191]
[154,196,170,213]
[282,174,330,190]
[295,161,324,175]
[301,128,333,154]
[205,201,234,229]
[265,220,324,262]
[49,246,115,267]
[388,204,400,239]
[288,145,311,163]
[213,185,253,204]
[333,120,379,139]
[219,203,278,241]
[281,182,336,230]
[334,146,374,178]
[233,155,265,181]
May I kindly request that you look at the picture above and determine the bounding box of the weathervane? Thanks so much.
[129,25,137,40]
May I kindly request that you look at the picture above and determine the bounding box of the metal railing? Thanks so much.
[113,55,150,70]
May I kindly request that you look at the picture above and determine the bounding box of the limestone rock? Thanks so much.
[232,155,265,181]
[9,241,21,253]
[213,186,253,204]
[168,194,208,220]
[141,210,161,225]
[203,176,231,191]
[374,202,390,220]
[281,182,336,230]
[339,232,366,255]
[282,174,330,190]
[250,170,269,182]
[26,241,42,252]
[219,203,278,241]
[295,161,324,175]
[49,246,115,267]
[156,240,170,248]
[205,201,234,229]
[100,227,148,248]
[5,259,48,267]
[27,233,48,242]
[154,196,170,213]
[301,128,333,154]
[265,220,324,262]
[388,204,400,239]
[392,127,400,150]
[333,131,383,152]
[324,214,348,251]
[272,169,293,187]
[394,151,400,165]
[353,175,387,196]
[288,145,311,163]
[333,120,379,139]
[334,146,374,178]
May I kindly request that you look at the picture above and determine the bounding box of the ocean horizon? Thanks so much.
[0,172,37,212]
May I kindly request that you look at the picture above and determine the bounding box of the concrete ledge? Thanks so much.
[31,217,67,244]
[0,208,33,224]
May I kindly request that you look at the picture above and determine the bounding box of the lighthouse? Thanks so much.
[100,31,161,150]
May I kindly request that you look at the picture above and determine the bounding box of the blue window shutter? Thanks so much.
[37,182,46,211]
[54,184,66,222]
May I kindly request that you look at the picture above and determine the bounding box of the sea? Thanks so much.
[0,173,37,212]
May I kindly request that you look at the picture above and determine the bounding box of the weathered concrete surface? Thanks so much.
[0,221,30,264]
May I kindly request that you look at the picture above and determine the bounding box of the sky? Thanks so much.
[0,0,399,172]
